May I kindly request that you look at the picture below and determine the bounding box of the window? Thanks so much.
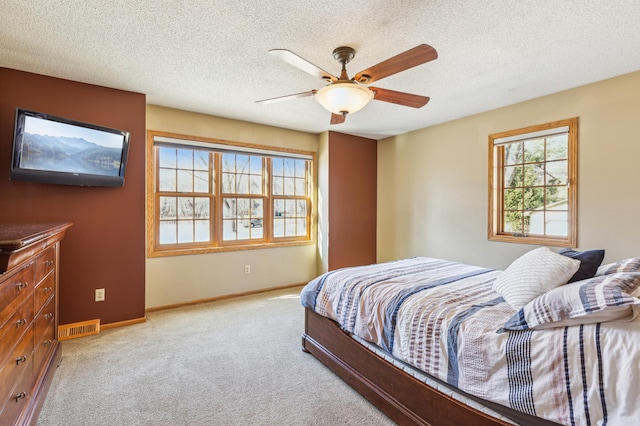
[147,131,314,257]
[488,118,578,247]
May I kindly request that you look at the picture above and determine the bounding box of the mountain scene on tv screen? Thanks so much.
[20,132,122,176]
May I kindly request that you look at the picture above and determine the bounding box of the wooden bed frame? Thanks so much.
[302,308,559,426]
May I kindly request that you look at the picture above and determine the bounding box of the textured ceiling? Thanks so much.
[2,0,640,140]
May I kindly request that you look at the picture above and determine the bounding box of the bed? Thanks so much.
[300,249,640,425]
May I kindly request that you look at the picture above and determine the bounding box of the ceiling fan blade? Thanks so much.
[354,44,437,84]
[269,49,337,81]
[330,113,346,125]
[255,90,316,105]
[370,87,430,108]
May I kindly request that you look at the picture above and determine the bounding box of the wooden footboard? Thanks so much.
[302,308,558,426]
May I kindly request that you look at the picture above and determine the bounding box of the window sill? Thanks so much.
[488,233,576,248]
[147,239,314,258]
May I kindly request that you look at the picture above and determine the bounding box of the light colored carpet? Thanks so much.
[37,287,395,425]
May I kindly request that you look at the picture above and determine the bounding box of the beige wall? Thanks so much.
[316,131,330,275]
[145,105,319,309]
[378,71,640,269]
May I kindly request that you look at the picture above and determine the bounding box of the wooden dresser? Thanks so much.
[0,223,72,426]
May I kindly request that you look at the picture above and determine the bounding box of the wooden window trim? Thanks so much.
[146,130,315,258]
[487,118,578,247]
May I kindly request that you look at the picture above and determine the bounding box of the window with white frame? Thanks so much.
[488,118,578,247]
[147,131,314,257]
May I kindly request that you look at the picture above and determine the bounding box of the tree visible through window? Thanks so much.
[147,131,314,257]
[488,118,578,247]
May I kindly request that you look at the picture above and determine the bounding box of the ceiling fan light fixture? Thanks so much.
[315,82,374,115]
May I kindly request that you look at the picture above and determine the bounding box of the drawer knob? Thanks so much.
[44,313,54,320]
[45,260,54,266]
[44,339,53,346]
[15,318,27,327]
[14,392,27,402]
[44,286,53,293]
[16,355,27,365]
[16,281,29,290]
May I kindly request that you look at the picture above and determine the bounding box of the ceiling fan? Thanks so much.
[256,44,438,125]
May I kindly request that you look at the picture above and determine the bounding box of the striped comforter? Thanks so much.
[300,257,640,426]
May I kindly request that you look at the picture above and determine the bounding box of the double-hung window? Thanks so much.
[147,131,314,257]
[488,118,578,247]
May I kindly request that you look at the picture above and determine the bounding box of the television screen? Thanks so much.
[10,108,130,187]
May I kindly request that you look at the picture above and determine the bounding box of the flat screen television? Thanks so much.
[10,108,130,187]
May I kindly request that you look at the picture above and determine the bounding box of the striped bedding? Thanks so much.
[300,257,640,425]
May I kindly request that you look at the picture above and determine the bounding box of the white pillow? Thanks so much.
[492,247,580,310]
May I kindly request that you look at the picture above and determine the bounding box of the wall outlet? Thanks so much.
[95,288,105,302]
[244,265,251,274]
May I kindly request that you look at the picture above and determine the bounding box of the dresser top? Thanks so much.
[0,223,73,252]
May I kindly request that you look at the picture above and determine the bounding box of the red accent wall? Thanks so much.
[328,131,377,270]
[0,68,146,325]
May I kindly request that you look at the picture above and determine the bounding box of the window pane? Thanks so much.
[283,177,295,196]
[546,211,568,236]
[237,198,250,218]
[524,163,544,186]
[527,210,544,235]
[546,135,568,160]
[250,156,262,174]
[160,197,177,219]
[194,151,209,170]
[178,198,194,219]
[223,199,236,218]
[523,138,545,163]
[523,187,544,210]
[273,177,283,195]
[274,199,284,217]
[178,220,193,243]
[546,160,567,185]
[194,220,209,242]
[504,166,522,188]
[193,171,209,192]
[504,188,523,210]
[237,173,249,194]
[294,178,305,196]
[177,149,193,169]
[294,160,306,178]
[159,169,176,192]
[503,143,522,165]
[296,218,306,236]
[158,147,177,168]
[284,159,295,176]
[221,173,234,193]
[285,219,296,236]
[159,221,177,244]
[236,155,249,173]
[177,170,193,192]
[504,211,523,233]
[222,154,235,172]
[250,175,262,194]
[223,220,237,240]
[194,198,210,219]
[272,157,283,176]
[274,218,284,237]
[546,187,568,209]
[297,200,307,216]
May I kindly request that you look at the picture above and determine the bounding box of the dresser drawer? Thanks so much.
[34,297,56,370]
[0,356,34,424]
[0,263,35,327]
[0,298,35,363]
[0,326,34,411]
[34,271,55,314]
[34,246,56,284]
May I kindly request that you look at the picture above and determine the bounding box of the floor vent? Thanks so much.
[58,319,101,341]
